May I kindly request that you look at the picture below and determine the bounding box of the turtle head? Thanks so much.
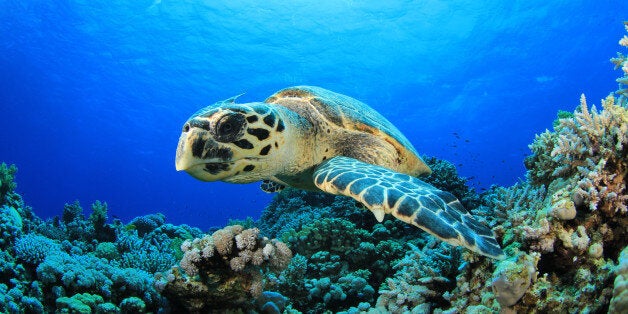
[175,97,288,183]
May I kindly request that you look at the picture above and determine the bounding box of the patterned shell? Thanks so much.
[265,86,428,175]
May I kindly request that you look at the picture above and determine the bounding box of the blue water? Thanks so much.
[1,1,626,230]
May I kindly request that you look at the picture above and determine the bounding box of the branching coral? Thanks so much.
[129,213,165,237]
[0,205,23,248]
[376,240,460,313]
[274,216,415,312]
[0,163,17,206]
[368,26,628,314]
[450,93,628,312]
[611,21,628,102]
[14,234,60,265]
[258,188,371,239]
[156,225,292,312]
[526,94,628,217]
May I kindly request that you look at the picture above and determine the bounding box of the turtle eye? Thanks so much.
[213,113,245,143]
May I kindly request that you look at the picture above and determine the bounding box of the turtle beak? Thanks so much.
[175,118,235,173]
[175,119,207,172]
[175,132,194,171]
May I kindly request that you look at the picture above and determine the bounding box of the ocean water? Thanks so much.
[1,1,626,230]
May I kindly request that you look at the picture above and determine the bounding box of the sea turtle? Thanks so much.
[175,86,504,259]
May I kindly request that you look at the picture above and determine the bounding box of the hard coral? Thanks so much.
[258,188,368,238]
[491,253,538,308]
[376,240,460,313]
[158,225,292,312]
[422,156,480,210]
[0,163,17,206]
[283,218,369,258]
[14,234,59,265]
[526,94,628,216]
[610,246,628,313]
[611,22,628,101]
[129,213,165,237]
[0,205,23,247]
[459,95,627,313]
[36,251,160,310]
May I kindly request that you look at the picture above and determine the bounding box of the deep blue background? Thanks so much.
[1,1,626,230]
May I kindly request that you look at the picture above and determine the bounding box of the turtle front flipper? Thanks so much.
[313,156,505,259]
[261,180,285,193]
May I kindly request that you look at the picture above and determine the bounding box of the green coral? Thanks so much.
[610,246,628,312]
[56,293,104,314]
[0,163,17,206]
[283,218,369,258]
[0,205,23,247]
[422,156,480,210]
[119,296,145,313]
[276,217,412,312]
[552,110,575,128]
[89,201,116,243]
[94,242,119,260]
[259,188,368,238]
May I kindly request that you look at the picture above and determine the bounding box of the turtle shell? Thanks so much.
[265,86,431,176]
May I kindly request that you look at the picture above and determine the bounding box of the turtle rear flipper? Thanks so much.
[313,156,505,260]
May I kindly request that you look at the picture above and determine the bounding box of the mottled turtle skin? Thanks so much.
[176,86,504,259]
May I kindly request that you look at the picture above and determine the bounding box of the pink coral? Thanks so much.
[230,256,246,272]
[160,225,292,311]
[269,239,293,270]
[212,225,242,255]
[235,227,259,250]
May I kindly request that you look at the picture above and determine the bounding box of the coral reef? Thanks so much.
[0,163,17,205]
[0,164,200,313]
[610,246,628,312]
[525,94,628,216]
[611,21,628,102]
[438,31,627,311]
[376,240,460,313]
[156,225,293,312]
[422,156,481,210]
[271,215,420,312]
[1,20,626,314]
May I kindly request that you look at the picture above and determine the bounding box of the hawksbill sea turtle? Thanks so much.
[175,86,505,259]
